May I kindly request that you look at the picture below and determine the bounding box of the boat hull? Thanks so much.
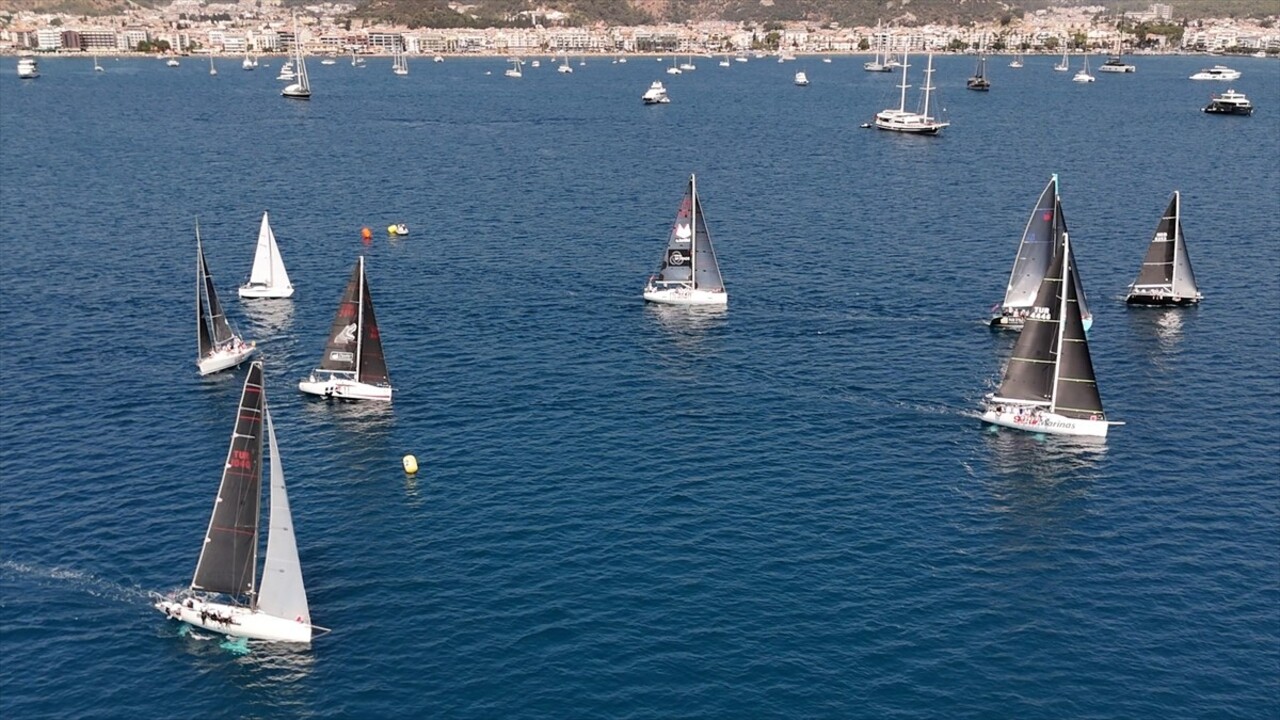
[1202,104,1252,116]
[198,343,256,376]
[991,311,1093,332]
[643,286,727,307]
[981,406,1111,438]
[155,596,311,644]
[1125,293,1201,307]
[239,283,294,299]
[281,85,311,99]
[299,375,393,402]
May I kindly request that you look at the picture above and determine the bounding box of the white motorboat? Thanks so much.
[276,61,295,80]
[154,361,324,644]
[794,71,809,86]
[166,57,180,67]
[195,223,255,375]
[642,80,670,104]
[17,56,39,78]
[299,257,393,402]
[874,52,948,135]
[1189,65,1241,81]
[643,174,728,307]
[239,211,294,299]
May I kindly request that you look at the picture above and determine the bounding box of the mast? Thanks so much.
[197,223,204,358]
[355,257,365,375]
[1170,191,1181,292]
[689,175,698,289]
[1049,233,1071,412]
[896,51,910,111]
[923,54,935,118]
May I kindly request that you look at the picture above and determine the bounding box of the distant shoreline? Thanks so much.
[5,49,1266,59]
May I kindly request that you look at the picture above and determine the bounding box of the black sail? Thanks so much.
[199,244,235,347]
[318,261,362,373]
[995,248,1063,405]
[1053,237,1106,419]
[691,188,726,293]
[651,180,695,287]
[1131,194,1178,288]
[197,248,214,358]
[191,361,265,599]
[1056,199,1092,323]
[357,263,390,386]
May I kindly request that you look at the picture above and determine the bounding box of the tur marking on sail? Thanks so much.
[153,361,326,643]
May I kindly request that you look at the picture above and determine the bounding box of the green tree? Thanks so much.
[1043,36,1060,50]
[858,38,870,51]
[947,38,967,51]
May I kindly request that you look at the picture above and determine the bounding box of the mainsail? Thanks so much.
[1131,192,1200,298]
[198,228,236,354]
[650,175,725,292]
[256,406,310,625]
[319,261,363,373]
[191,361,264,599]
[247,212,291,291]
[995,233,1104,419]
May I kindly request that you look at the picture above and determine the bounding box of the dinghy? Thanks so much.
[643,174,728,307]
[299,257,393,402]
[196,224,255,375]
[239,211,294,299]
[982,232,1121,438]
[1126,191,1203,306]
[991,175,1093,332]
[154,361,324,643]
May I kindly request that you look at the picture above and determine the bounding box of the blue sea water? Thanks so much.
[1,54,1278,719]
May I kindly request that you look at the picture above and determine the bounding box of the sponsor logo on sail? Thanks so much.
[329,351,354,363]
[334,323,357,345]
[667,250,688,266]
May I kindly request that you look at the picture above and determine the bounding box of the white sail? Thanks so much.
[245,212,292,295]
[256,407,311,626]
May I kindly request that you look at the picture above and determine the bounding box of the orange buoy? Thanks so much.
[361,227,372,244]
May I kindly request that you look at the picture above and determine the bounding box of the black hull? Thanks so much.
[1125,294,1201,307]
[989,316,1024,330]
[1202,105,1252,116]
[967,81,990,91]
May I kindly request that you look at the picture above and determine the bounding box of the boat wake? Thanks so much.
[0,559,152,605]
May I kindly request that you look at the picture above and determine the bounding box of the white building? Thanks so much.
[36,28,63,50]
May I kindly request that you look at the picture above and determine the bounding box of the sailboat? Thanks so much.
[1054,46,1070,72]
[982,232,1121,438]
[1098,37,1136,73]
[967,53,991,90]
[391,42,408,76]
[1073,55,1095,83]
[208,54,217,76]
[242,53,256,71]
[299,257,393,402]
[1009,52,1024,68]
[643,174,728,307]
[873,51,948,134]
[196,223,255,375]
[1126,191,1202,306]
[990,175,1093,332]
[281,16,311,99]
[93,54,105,72]
[239,211,294,299]
[154,361,323,643]
[504,58,523,78]
[558,55,573,73]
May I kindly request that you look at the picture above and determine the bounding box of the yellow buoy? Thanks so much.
[387,224,398,235]
[402,454,419,474]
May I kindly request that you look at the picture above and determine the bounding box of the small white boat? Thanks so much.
[505,58,523,78]
[1009,52,1024,68]
[679,55,696,71]
[387,223,409,236]
[208,55,217,76]
[530,59,541,68]
[794,71,809,86]
[94,55,105,72]
[195,223,255,375]
[643,174,728,307]
[822,57,832,64]
[558,56,573,74]
[434,55,444,63]
[642,80,670,104]
[299,257,393,402]
[1053,47,1069,72]
[392,43,409,75]
[242,54,256,71]
[239,211,294,299]
[166,57,180,68]
[276,62,295,81]
[666,57,682,75]
[281,16,311,100]
[1189,65,1241,81]
[154,361,325,644]
[17,56,39,78]
[1072,56,1095,83]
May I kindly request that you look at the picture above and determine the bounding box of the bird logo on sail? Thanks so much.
[334,323,357,345]
[675,223,692,240]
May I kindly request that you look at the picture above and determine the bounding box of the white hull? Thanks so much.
[981,406,1111,438]
[643,286,727,307]
[282,84,311,99]
[198,342,255,375]
[239,283,294,299]
[155,596,311,644]
[299,375,393,402]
